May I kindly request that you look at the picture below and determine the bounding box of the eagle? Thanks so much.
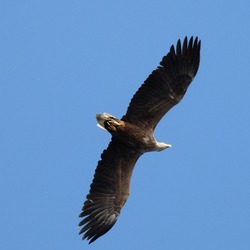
[79,36,201,244]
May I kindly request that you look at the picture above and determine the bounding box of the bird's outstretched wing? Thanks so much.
[122,36,201,130]
[79,139,141,244]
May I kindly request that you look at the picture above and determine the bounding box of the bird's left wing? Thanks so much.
[79,139,141,244]
[122,37,201,130]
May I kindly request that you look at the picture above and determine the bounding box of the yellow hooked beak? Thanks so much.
[96,113,120,132]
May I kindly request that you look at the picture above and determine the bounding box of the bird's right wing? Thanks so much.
[79,139,141,244]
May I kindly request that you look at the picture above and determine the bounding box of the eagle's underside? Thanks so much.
[79,36,201,244]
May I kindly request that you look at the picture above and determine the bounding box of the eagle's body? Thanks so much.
[96,113,171,153]
[79,37,201,244]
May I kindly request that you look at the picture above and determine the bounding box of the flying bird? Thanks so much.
[79,36,201,244]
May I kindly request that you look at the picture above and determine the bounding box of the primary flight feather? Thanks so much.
[79,36,201,244]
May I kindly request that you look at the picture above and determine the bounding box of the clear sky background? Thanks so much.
[1,1,250,249]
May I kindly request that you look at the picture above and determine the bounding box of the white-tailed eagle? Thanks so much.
[79,37,201,243]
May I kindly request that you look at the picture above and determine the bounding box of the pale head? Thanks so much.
[96,113,117,131]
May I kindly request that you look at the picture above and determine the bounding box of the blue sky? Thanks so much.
[1,1,250,249]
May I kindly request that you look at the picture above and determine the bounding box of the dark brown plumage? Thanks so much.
[79,36,201,244]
